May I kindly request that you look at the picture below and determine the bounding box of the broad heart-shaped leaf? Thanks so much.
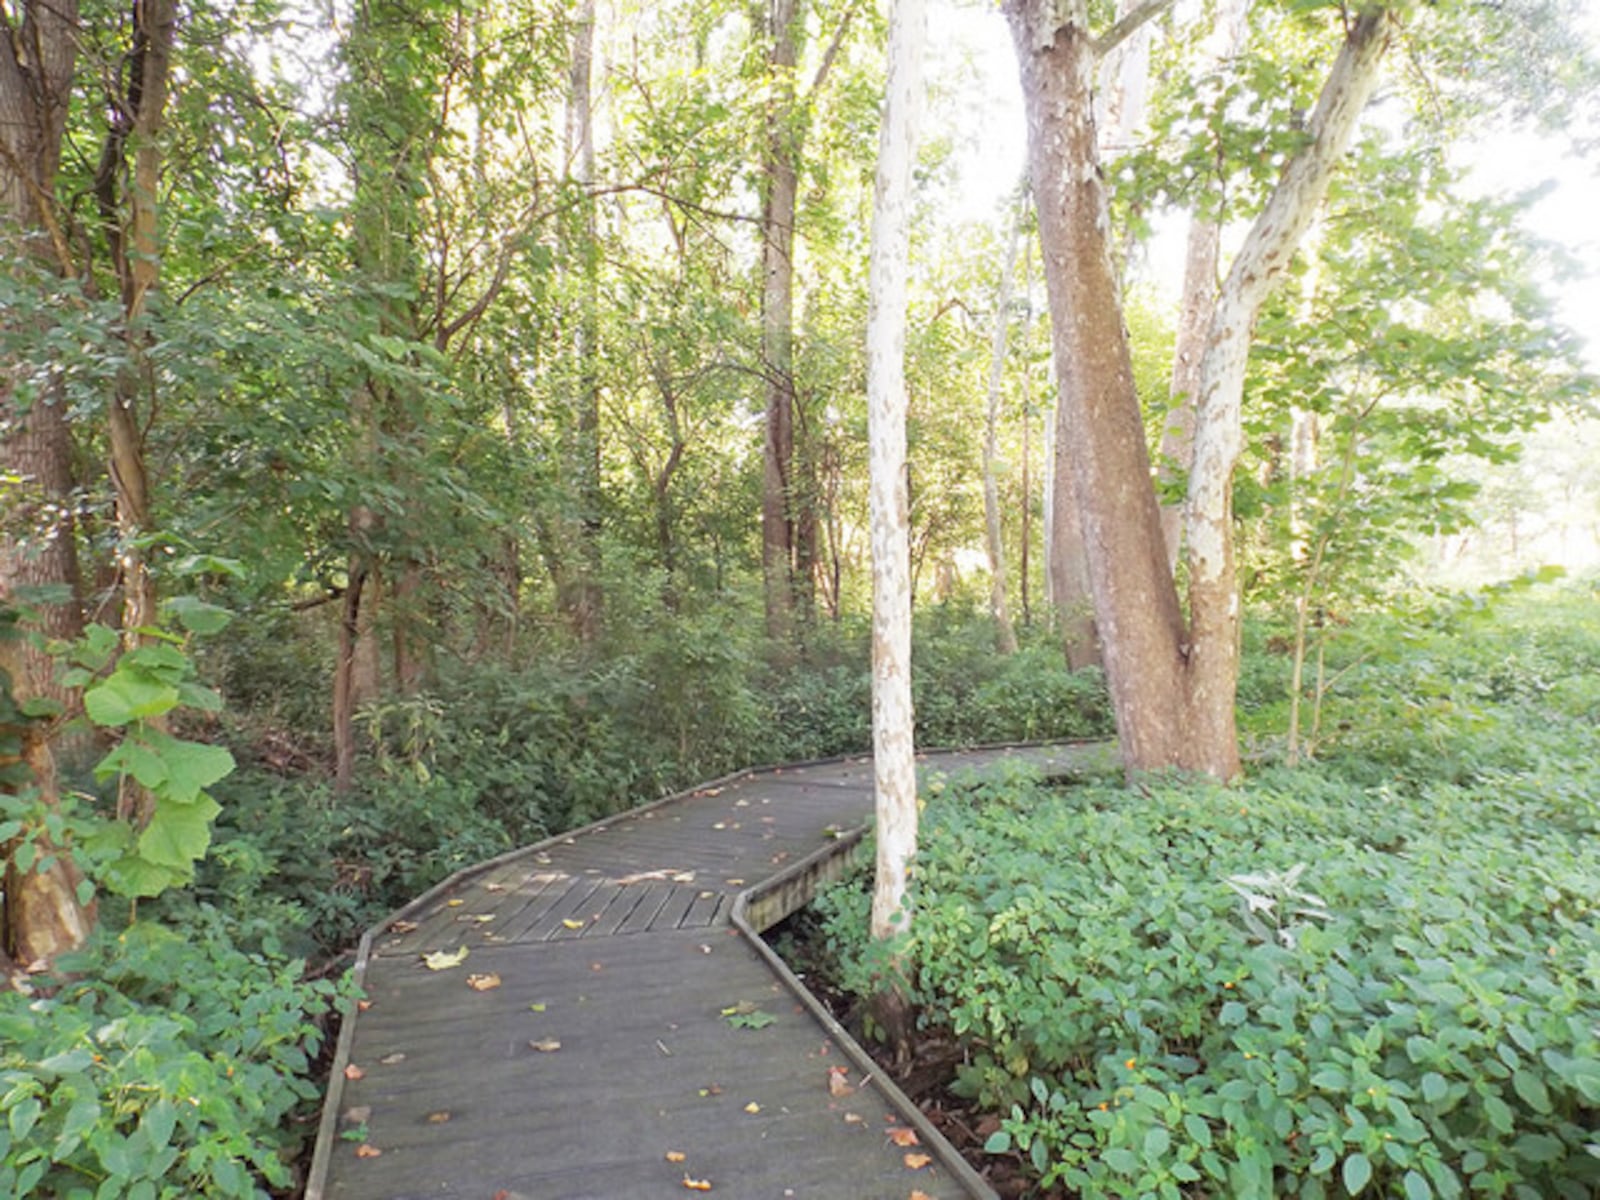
[143,729,235,802]
[95,738,170,790]
[84,669,180,727]
[137,792,221,871]
[103,853,182,899]
[162,595,233,635]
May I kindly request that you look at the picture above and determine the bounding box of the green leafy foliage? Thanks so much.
[815,588,1600,1199]
[0,916,351,1199]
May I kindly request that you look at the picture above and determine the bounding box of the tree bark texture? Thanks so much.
[0,0,92,964]
[866,0,925,1059]
[1007,0,1188,766]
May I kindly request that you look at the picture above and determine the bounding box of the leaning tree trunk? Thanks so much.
[1181,7,1396,774]
[866,0,926,1061]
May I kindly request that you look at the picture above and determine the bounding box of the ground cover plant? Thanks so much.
[814,584,1600,1198]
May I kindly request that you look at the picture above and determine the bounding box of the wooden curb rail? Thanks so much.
[306,743,1108,1199]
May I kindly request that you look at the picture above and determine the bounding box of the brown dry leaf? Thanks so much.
[699,1083,723,1097]
[682,1176,712,1191]
[743,1101,761,1114]
[390,920,418,933]
[466,972,502,992]
[426,1110,451,1124]
[827,1067,854,1097]
[561,918,585,930]
[343,1105,372,1125]
[910,1192,934,1200]
[529,1038,562,1052]
[343,1063,365,1081]
[903,1153,932,1170]
[887,1127,920,1147]
[378,1052,407,1066]
[355,1144,382,1159]
[665,1151,687,1163]
[356,999,373,1012]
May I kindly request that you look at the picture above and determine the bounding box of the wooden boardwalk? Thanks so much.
[306,744,1105,1200]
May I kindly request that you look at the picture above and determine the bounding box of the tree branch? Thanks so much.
[1094,0,1179,60]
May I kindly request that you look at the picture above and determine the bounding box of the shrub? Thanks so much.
[817,596,1600,1200]
[0,914,350,1198]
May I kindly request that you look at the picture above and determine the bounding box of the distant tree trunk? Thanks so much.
[560,0,604,643]
[866,0,925,1061]
[761,0,803,648]
[982,195,1023,655]
[1006,0,1395,778]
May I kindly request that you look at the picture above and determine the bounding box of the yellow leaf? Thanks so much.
[466,973,502,991]
[426,1110,451,1124]
[903,1152,932,1170]
[744,1102,761,1114]
[529,1002,547,1013]
[562,919,585,929]
[422,946,470,970]
[682,1176,712,1191]
[887,1127,919,1147]
[665,1151,687,1163]
[529,1039,562,1052]
[446,899,465,907]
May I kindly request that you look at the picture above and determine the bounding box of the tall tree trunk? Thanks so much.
[761,0,802,647]
[1157,0,1249,570]
[866,0,925,1062]
[0,0,91,965]
[982,195,1023,655]
[1181,7,1395,774]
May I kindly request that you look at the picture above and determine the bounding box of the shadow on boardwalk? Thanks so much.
[307,744,1110,1200]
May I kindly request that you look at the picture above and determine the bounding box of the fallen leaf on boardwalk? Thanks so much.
[903,1153,932,1169]
[712,822,727,830]
[734,798,749,807]
[561,918,585,929]
[672,871,696,883]
[343,1105,372,1124]
[725,878,745,886]
[422,946,469,970]
[390,920,418,933]
[682,1176,712,1190]
[529,1039,562,1052]
[887,1127,920,1147]
[459,913,495,924]
[910,1192,934,1200]
[665,1151,687,1163]
[355,1144,382,1158]
[699,891,716,899]
[843,1112,864,1125]
[484,882,506,892]
[378,1052,406,1066]
[770,852,790,865]
[698,1083,723,1097]
[426,1110,451,1123]
[590,962,604,972]
[357,999,373,1012]
[529,1002,547,1012]
[466,973,502,991]
[446,898,465,907]
[343,1063,365,1080]
[697,944,712,955]
[827,1067,854,1097]
[744,1102,761,1114]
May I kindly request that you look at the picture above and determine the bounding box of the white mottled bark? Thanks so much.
[867,0,925,947]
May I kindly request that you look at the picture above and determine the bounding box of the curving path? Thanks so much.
[306,744,1108,1200]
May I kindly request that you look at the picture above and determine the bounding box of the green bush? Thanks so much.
[821,765,1600,1199]
[0,915,349,1199]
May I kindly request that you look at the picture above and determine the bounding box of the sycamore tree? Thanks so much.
[1005,0,1593,778]
[866,0,925,1056]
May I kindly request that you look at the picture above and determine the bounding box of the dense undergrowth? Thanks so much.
[813,583,1600,1199]
[1,612,1109,1197]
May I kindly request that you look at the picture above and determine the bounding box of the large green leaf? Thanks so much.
[151,734,236,803]
[137,793,222,871]
[84,671,180,728]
